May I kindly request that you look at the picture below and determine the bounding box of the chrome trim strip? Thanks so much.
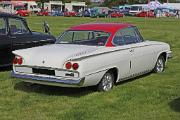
[72,44,160,61]
[11,71,84,86]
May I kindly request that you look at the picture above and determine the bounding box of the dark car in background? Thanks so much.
[0,13,56,67]
[51,10,64,16]
[77,10,91,17]
[83,10,91,17]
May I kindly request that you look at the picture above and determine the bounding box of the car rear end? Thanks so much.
[12,56,85,87]
[11,44,99,87]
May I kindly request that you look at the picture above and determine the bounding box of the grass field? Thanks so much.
[0,16,180,120]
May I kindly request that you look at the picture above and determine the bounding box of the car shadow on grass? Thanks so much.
[14,72,153,96]
[169,97,180,112]
[14,81,97,97]
[14,70,162,97]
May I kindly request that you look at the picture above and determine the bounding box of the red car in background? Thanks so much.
[110,11,124,18]
[15,9,30,17]
[37,9,49,16]
[64,11,77,17]
[136,11,155,17]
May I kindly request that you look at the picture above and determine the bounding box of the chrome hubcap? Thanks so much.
[156,58,164,72]
[102,73,113,91]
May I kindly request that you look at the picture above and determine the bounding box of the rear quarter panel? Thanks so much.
[76,47,131,86]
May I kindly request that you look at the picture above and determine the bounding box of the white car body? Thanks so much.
[12,41,171,87]
[11,23,172,89]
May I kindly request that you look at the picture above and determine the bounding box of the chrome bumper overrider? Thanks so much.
[11,71,85,87]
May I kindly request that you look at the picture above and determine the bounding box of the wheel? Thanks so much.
[154,55,165,73]
[98,71,114,92]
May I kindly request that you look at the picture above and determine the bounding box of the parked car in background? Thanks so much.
[136,11,155,17]
[112,5,131,16]
[83,10,91,17]
[129,4,145,16]
[11,23,172,92]
[91,7,110,18]
[77,10,91,17]
[110,11,124,18]
[64,11,77,17]
[51,10,63,16]
[15,9,30,17]
[0,13,56,67]
[76,11,83,17]
[36,9,49,16]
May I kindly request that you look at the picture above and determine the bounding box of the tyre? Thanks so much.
[154,55,165,73]
[98,71,114,92]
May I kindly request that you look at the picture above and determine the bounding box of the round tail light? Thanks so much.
[65,62,72,69]
[17,57,23,65]
[13,56,23,65]
[72,63,79,70]
[13,57,18,64]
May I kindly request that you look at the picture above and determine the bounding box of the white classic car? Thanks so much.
[11,23,172,91]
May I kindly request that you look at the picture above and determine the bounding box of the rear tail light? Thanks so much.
[13,56,23,65]
[65,62,72,69]
[72,63,79,70]
[65,62,79,70]
[13,57,18,64]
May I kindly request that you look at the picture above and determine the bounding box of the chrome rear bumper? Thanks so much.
[11,71,85,87]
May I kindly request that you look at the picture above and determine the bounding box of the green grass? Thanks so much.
[0,16,180,120]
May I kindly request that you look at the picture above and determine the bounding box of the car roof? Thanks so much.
[0,12,24,19]
[69,23,133,33]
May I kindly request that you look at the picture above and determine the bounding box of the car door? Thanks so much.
[112,29,132,80]
[0,17,12,66]
[121,27,155,75]
[8,17,35,50]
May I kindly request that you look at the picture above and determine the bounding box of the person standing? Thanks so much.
[176,9,179,19]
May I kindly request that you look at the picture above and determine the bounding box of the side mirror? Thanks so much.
[43,21,50,35]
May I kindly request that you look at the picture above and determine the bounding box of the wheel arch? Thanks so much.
[158,52,167,62]
[106,67,119,84]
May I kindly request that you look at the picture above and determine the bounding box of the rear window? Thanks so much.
[57,30,110,46]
